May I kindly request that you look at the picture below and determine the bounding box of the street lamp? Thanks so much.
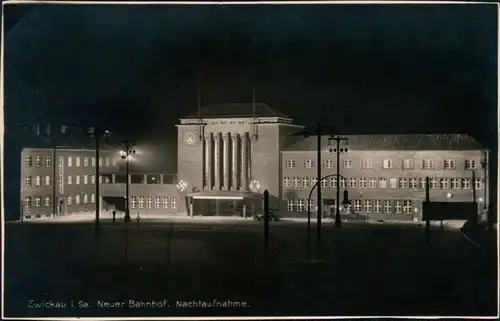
[329,135,348,228]
[119,141,136,223]
[290,124,337,245]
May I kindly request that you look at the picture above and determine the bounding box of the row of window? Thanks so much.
[25,175,112,187]
[287,158,479,170]
[283,176,484,190]
[287,199,414,214]
[24,155,113,168]
[24,194,97,208]
[129,196,177,209]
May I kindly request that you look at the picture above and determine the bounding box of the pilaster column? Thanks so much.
[241,132,249,191]
[213,132,221,190]
[232,133,239,190]
[205,133,213,190]
[223,132,230,190]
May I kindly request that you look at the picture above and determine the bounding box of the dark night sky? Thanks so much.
[4,3,498,142]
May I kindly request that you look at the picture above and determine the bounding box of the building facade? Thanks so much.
[18,103,489,222]
[280,136,488,221]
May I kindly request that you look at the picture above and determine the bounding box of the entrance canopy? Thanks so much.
[188,191,261,200]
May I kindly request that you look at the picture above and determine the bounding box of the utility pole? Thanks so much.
[120,140,135,223]
[95,130,100,227]
[329,136,348,228]
[316,124,322,244]
[93,127,109,228]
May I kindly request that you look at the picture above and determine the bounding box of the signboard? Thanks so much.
[422,202,477,221]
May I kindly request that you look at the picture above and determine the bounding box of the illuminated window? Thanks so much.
[83,175,88,184]
[403,200,412,214]
[84,157,89,167]
[286,160,296,168]
[130,197,137,209]
[75,175,80,185]
[348,178,356,188]
[287,199,295,211]
[297,199,304,211]
[138,197,144,208]
[423,159,434,170]
[475,178,484,189]
[462,178,471,189]
[35,156,42,167]
[368,178,376,189]
[146,197,153,209]
[35,196,41,207]
[451,178,461,189]
[171,196,177,209]
[163,197,169,209]
[340,177,346,188]
[465,159,477,169]
[75,195,80,204]
[293,177,300,188]
[75,157,81,167]
[24,197,32,208]
[45,156,52,167]
[399,178,408,188]
[68,157,73,167]
[283,177,290,188]
[440,178,449,189]
[403,159,414,169]
[430,178,439,189]
[67,196,72,205]
[305,160,315,168]
[67,175,72,185]
[91,194,95,203]
[25,176,32,187]
[374,200,382,213]
[329,177,337,188]
[419,178,427,189]
[382,159,393,169]
[383,200,392,213]
[302,177,309,188]
[444,160,456,170]
[325,160,334,168]
[24,156,32,167]
[363,200,372,213]
[379,178,387,189]
[344,159,353,169]
[362,159,373,169]
[44,176,51,186]
[353,200,362,213]
[321,178,328,188]
[35,176,41,187]
[359,178,367,188]
[307,199,314,211]
[394,200,402,213]
[83,194,88,204]
[409,178,418,189]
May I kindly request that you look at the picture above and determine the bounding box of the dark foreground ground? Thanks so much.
[4,220,498,318]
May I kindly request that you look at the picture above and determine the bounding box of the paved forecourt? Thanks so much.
[4,220,497,318]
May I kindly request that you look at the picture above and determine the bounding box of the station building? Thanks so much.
[18,103,489,221]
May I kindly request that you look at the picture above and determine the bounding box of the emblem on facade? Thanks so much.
[184,132,196,145]
[176,180,188,192]
[249,180,261,193]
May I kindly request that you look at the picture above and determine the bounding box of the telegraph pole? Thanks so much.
[316,124,322,244]
[120,140,135,223]
[95,130,100,227]
[329,136,348,228]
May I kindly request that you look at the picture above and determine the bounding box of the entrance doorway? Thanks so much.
[58,199,66,216]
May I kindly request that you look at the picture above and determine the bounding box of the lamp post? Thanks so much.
[328,136,348,228]
[120,141,135,223]
[290,125,337,245]
[306,173,350,256]
[92,128,110,228]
